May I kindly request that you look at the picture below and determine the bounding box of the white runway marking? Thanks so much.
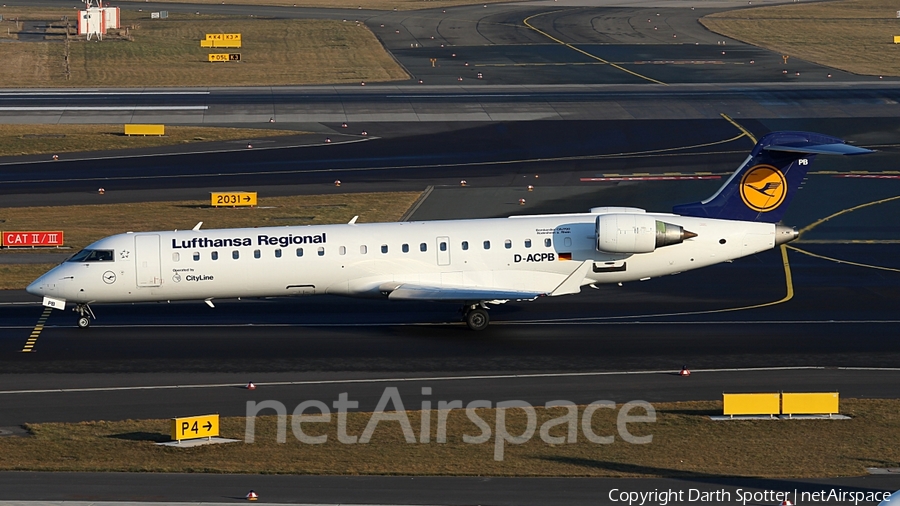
[0,366,897,396]
[0,106,208,111]
[0,92,210,95]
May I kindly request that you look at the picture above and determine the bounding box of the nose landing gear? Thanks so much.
[74,303,95,328]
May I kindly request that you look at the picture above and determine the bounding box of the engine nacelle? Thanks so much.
[595,214,696,254]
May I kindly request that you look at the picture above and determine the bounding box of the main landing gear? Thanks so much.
[74,303,95,328]
[463,303,490,331]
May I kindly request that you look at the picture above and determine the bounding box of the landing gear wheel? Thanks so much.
[73,303,95,328]
[465,308,489,331]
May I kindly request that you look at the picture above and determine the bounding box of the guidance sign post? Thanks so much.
[201,33,241,48]
[211,191,257,207]
[208,53,241,62]
[170,414,219,442]
[2,231,64,248]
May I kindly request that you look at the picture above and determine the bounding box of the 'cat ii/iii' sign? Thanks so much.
[2,231,64,247]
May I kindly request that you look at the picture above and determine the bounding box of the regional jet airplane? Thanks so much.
[27,131,870,330]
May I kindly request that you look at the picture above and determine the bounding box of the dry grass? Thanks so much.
[0,399,896,477]
[0,124,304,157]
[116,0,514,11]
[701,0,900,76]
[0,192,421,289]
[0,9,408,87]
[0,264,58,291]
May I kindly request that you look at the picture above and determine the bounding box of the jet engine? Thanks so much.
[595,214,697,254]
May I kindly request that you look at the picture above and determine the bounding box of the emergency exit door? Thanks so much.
[135,234,162,287]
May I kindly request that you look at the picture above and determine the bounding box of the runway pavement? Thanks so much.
[3,83,900,126]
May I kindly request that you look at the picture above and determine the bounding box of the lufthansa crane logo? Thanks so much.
[740,164,787,212]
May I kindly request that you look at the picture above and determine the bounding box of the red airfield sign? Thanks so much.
[2,231,65,247]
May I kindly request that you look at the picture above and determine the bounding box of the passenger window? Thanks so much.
[381,244,388,254]
[462,241,468,251]
[420,243,427,252]
[525,239,532,248]
[360,245,368,254]
[544,238,552,248]
[296,248,304,257]
[402,244,409,253]
[483,240,491,250]
[173,252,180,262]
[211,251,218,260]
[275,249,282,258]
[504,239,512,249]
[232,250,240,260]
[564,237,572,247]
[193,252,200,261]
[317,247,325,256]
[439,242,447,252]
[339,246,347,255]
[254,249,261,259]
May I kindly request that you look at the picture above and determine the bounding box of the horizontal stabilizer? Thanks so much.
[764,143,873,156]
[386,283,544,301]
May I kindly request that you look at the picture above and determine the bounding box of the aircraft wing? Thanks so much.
[383,283,545,301]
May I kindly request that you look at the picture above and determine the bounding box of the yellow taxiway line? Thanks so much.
[522,10,667,86]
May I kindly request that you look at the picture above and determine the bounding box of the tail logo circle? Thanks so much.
[740,164,787,212]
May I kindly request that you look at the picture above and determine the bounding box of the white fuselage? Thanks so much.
[27,210,778,305]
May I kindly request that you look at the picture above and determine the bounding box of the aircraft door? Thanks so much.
[436,236,450,266]
[135,234,162,287]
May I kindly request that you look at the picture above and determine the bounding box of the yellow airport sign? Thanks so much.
[170,414,219,441]
[208,53,241,62]
[894,35,900,44]
[202,33,242,48]
[782,392,839,416]
[722,393,780,417]
[211,191,257,207]
[124,124,165,136]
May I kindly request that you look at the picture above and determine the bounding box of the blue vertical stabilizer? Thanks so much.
[673,131,872,223]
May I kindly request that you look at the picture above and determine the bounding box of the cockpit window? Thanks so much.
[67,249,114,262]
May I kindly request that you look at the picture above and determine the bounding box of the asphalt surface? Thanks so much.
[0,473,897,505]
[1,1,900,503]
[1,116,898,202]
[4,83,900,127]
[11,0,892,88]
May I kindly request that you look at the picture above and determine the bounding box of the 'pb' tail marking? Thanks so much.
[673,131,873,223]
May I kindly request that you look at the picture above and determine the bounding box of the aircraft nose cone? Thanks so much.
[26,278,45,297]
[26,273,52,297]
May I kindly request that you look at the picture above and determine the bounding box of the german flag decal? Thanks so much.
[558,252,572,261]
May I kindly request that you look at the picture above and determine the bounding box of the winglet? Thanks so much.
[348,216,359,225]
[193,222,203,231]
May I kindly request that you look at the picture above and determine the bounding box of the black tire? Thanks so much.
[465,308,489,331]
[77,316,91,328]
